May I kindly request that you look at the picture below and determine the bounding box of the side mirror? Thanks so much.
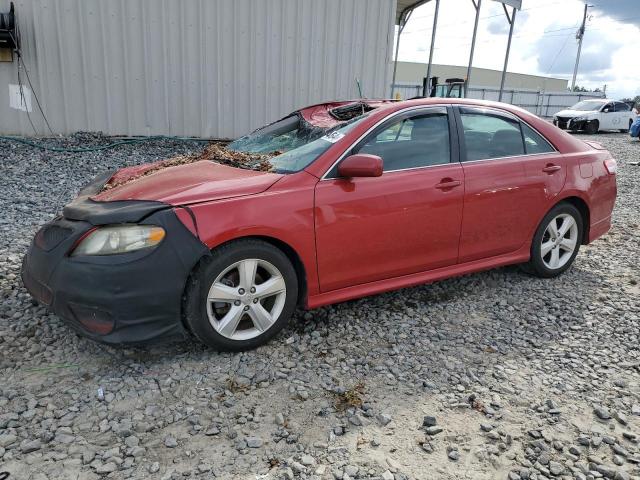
[337,154,383,178]
[603,108,611,113]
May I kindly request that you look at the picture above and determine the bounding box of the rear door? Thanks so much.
[314,107,465,292]
[599,102,616,130]
[454,106,566,263]
[614,101,632,131]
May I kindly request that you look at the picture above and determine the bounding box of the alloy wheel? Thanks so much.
[540,213,579,270]
[206,259,287,341]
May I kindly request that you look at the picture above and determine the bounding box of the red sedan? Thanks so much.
[22,99,617,350]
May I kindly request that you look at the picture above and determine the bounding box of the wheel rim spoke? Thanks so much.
[217,305,244,337]
[238,259,258,290]
[248,303,274,332]
[558,216,575,237]
[547,219,559,238]
[208,282,240,302]
[559,236,576,252]
[254,275,286,299]
[549,247,560,268]
[541,240,554,257]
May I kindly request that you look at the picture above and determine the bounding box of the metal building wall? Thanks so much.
[0,0,395,138]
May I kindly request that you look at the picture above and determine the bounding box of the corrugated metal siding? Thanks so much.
[0,0,395,138]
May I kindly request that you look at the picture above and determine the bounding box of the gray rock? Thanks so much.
[164,435,177,448]
[548,461,564,475]
[95,462,118,474]
[382,471,394,480]
[348,414,363,426]
[425,426,443,435]
[423,416,437,427]
[301,455,315,466]
[0,434,17,448]
[246,436,263,448]
[20,439,41,453]
[377,413,392,426]
[594,406,611,420]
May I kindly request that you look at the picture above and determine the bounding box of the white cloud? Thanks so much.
[396,0,639,98]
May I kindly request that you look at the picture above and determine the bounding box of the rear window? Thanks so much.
[522,124,555,154]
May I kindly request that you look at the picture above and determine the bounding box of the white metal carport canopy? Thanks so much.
[392,0,522,99]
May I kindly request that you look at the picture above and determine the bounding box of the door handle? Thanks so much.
[435,179,462,190]
[542,164,562,174]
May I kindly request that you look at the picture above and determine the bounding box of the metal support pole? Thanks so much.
[424,0,440,95]
[466,0,482,90]
[498,5,516,102]
[571,3,589,91]
[391,11,412,98]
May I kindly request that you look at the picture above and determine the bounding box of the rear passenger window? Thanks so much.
[357,112,450,171]
[460,113,524,161]
[521,124,555,154]
[614,102,630,112]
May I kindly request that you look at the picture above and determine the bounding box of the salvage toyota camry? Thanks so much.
[22,98,617,350]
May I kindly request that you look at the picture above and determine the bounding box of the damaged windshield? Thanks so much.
[227,114,368,173]
[570,100,606,111]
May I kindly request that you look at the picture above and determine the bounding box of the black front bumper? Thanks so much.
[21,179,209,345]
[554,118,587,131]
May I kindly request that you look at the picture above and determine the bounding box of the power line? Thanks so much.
[9,19,54,135]
[545,25,577,74]
[15,58,37,135]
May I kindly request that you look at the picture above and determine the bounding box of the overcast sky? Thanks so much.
[397,0,639,99]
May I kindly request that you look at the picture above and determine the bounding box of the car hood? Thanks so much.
[555,109,596,118]
[92,160,283,205]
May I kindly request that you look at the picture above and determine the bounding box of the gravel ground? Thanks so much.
[0,132,639,480]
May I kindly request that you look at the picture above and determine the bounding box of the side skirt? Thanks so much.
[306,244,531,309]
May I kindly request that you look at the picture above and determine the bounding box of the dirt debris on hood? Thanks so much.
[102,142,280,191]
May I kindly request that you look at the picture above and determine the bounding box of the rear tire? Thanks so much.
[585,120,598,134]
[522,203,583,278]
[183,239,298,351]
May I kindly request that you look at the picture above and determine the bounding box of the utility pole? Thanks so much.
[571,3,590,92]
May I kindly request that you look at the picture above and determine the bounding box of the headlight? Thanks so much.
[71,225,166,256]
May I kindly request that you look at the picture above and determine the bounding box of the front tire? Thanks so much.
[585,120,599,134]
[183,239,298,351]
[523,203,583,278]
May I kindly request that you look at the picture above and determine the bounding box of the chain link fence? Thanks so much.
[390,83,606,118]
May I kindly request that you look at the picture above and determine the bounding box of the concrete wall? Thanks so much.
[393,61,569,93]
[0,0,395,138]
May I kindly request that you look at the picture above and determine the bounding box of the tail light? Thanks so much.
[604,158,617,175]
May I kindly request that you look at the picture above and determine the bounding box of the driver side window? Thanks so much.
[356,111,451,172]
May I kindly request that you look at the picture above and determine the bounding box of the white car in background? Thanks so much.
[553,99,635,134]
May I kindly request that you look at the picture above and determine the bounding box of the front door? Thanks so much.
[314,107,464,292]
[599,102,616,130]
